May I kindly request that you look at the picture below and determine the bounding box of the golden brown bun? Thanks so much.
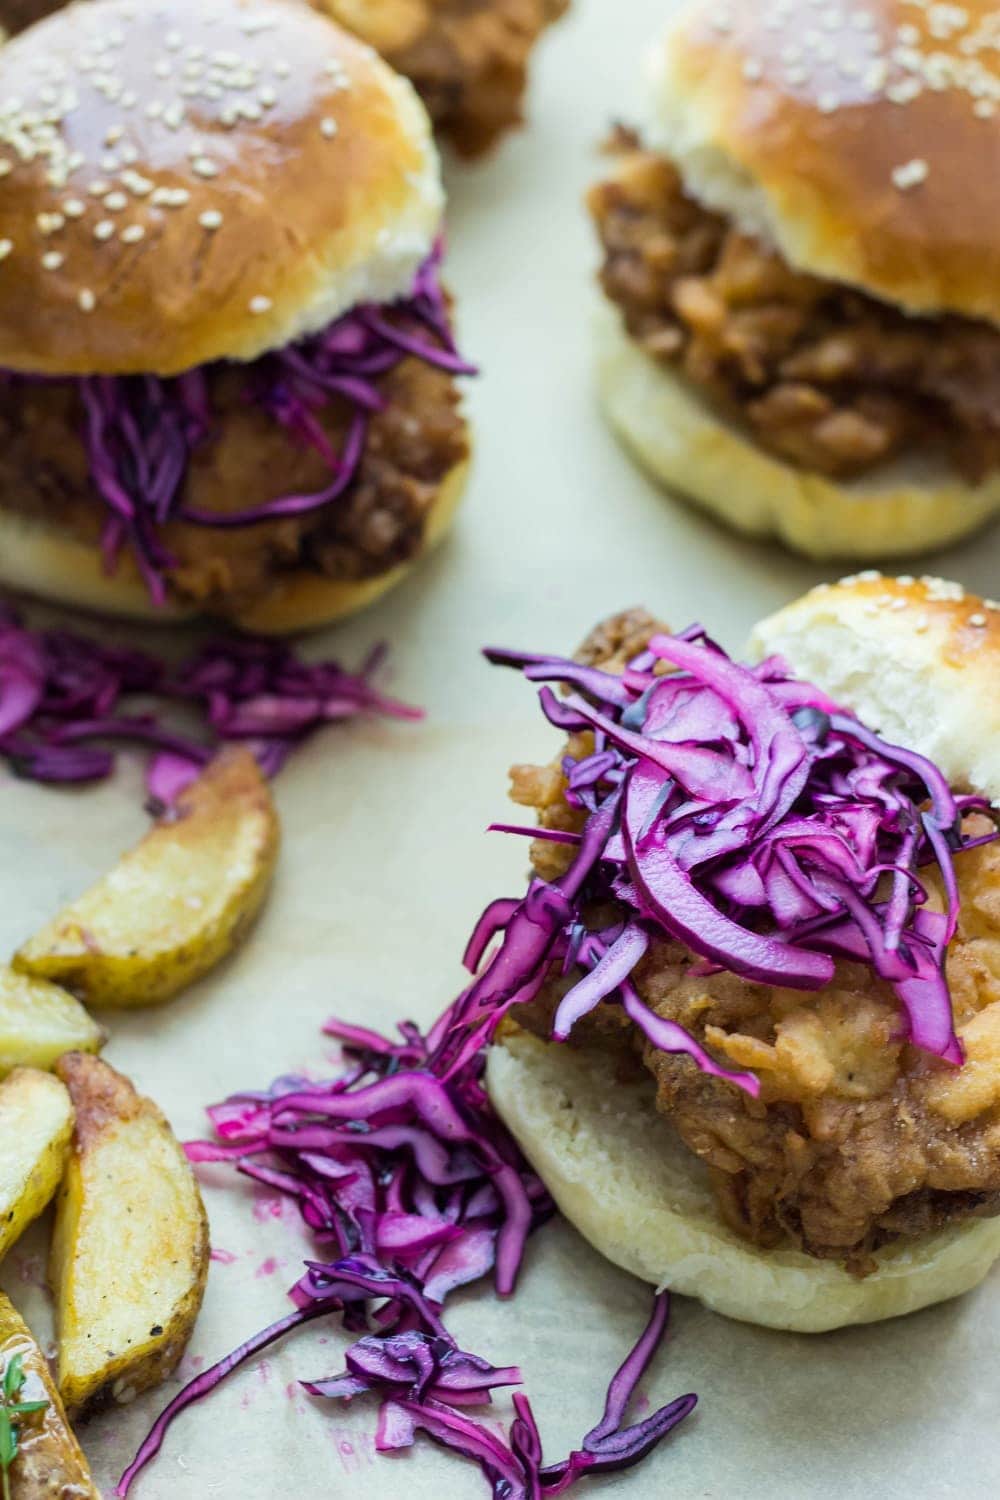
[594,302,1000,559]
[0,456,468,633]
[648,0,1000,324]
[0,0,443,376]
[488,574,1000,1329]
[751,573,1000,801]
[487,1028,1000,1333]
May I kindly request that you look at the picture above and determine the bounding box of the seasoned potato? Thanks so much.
[50,1053,210,1417]
[0,1068,74,1262]
[14,746,280,1007]
[0,1293,100,1499]
[0,967,103,1077]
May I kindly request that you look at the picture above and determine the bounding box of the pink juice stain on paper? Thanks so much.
[255,1256,286,1278]
[329,1426,378,1473]
[252,1194,288,1223]
[210,1247,240,1265]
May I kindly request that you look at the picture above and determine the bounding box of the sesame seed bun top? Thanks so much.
[645,0,1000,326]
[751,573,1000,803]
[0,0,444,376]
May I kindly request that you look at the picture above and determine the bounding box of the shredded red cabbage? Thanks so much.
[3,246,474,604]
[117,1005,696,1498]
[477,630,1000,1080]
[0,607,420,801]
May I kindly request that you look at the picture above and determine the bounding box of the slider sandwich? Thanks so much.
[590,0,1000,557]
[0,0,472,631]
[474,576,1000,1331]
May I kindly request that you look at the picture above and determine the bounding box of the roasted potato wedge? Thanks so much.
[50,1053,210,1417]
[0,1068,74,1262]
[14,746,280,1007]
[0,1293,100,1499]
[0,968,103,1077]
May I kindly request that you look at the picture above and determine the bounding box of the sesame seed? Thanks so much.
[0,161,12,178]
[94,220,115,241]
[891,157,929,190]
[88,179,111,197]
[41,251,64,270]
[199,209,223,230]
[78,288,96,312]
[192,156,219,178]
[37,211,65,235]
[62,198,86,218]
[121,223,145,243]
[320,117,338,139]
[249,295,272,314]
[742,58,764,82]
[104,191,128,211]
[969,613,988,627]
[0,240,12,261]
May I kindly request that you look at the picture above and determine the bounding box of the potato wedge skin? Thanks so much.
[14,746,280,1007]
[0,1293,100,1500]
[0,968,103,1078]
[50,1053,210,1418]
[0,1068,74,1262]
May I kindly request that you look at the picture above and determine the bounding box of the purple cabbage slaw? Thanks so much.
[117,1009,696,1499]
[0,606,420,803]
[473,627,1000,1082]
[3,246,474,605]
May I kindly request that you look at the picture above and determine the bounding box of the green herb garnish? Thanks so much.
[0,1352,49,1500]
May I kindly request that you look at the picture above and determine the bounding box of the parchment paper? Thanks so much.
[2,1,1000,1494]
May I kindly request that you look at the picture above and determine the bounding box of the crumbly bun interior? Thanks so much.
[0,0,443,375]
[488,1028,1000,1333]
[594,302,1000,560]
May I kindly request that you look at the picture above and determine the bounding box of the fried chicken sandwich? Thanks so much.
[590,0,1000,558]
[473,576,1000,1331]
[0,0,472,630]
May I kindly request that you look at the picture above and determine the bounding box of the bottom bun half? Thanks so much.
[0,456,469,635]
[594,303,1000,561]
[486,1028,1000,1333]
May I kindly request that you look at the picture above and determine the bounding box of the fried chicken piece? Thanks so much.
[588,137,1000,482]
[512,612,1000,1274]
[0,353,466,617]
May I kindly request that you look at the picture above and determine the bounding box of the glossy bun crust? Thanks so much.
[649,0,1000,324]
[0,0,443,375]
[751,573,1000,802]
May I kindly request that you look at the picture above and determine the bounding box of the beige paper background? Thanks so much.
[3,0,1000,1494]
